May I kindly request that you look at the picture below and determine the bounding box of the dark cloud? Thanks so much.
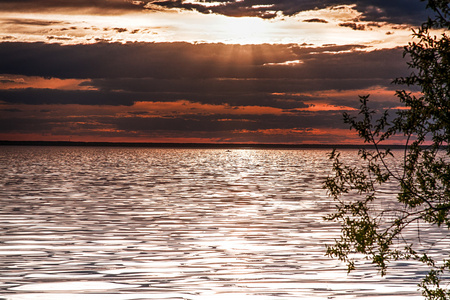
[0,42,301,80]
[0,41,412,142]
[93,77,375,94]
[0,104,398,143]
[0,117,56,132]
[0,42,408,109]
[0,108,22,112]
[145,0,430,25]
[112,109,398,139]
[0,88,312,109]
[109,112,348,133]
[83,77,394,108]
[0,79,16,84]
[0,42,406,80]
[113,27,128,33]
[46,36,74,41]
[0,84,317,108]
[3,18,68,26]
[0,43,406,109]
[0,110,348,135]
[0,88,135,106]
[355,0,429,24]
[339,22,366,30]
[303,18,329,23]
[0,0,146,13]
[0,0,432,25]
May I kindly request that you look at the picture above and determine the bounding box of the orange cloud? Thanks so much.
[0,74,94,90]
[298,103,356,112]
[127,101,284,117]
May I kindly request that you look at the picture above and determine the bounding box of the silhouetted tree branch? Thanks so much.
[324,0,449,298]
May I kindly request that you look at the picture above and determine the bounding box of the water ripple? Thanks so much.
[0,147,441,299]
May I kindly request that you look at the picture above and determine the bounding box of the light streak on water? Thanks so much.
[0,146,443,299]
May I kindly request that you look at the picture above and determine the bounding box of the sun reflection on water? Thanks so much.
[0,147,441,300]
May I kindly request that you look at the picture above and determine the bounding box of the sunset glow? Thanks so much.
[0,0,435,144]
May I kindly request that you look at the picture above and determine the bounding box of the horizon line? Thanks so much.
[0,140,407,149]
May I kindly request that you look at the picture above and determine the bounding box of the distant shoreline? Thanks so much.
[0,140,407,149]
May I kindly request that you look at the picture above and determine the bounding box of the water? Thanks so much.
[0,146,439,299]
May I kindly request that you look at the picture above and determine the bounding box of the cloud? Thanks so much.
[0,42,406,80]
[82,77,395,107]
[113,27,128,33]
[0,79,16,84]
[0,116,57,132]
[303,18,329,23]
[354,0,429,24]
[0,88,138,106]
[0,0,432,25]
[0,40,412,143]
[339,22,366,30]
[110,113,347,133]
[0,108,22,112]
[0,110,349,137]
[0,42,408,109]
[0,0,146,14]
[0,99,401,143]
[3,19,68,26]
[143,0,430,25]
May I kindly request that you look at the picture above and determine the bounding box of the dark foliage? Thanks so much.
[324,1,449,298]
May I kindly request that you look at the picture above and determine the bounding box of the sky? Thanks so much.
[0,0,435,144]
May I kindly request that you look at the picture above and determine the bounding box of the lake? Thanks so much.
[0,146,437,299]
